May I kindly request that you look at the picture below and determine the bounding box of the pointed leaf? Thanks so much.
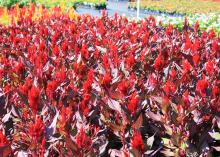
[108,90,123,100]
[216,116,220,129]
[213,146,220,151]
[96,46,107,53]
[161,149,175,157]
[144,150,154,155]
[11,106,19,117]
[66,136,78,153]
[145,111,162,122]
[209,132,220,140]
[2,110,11,123]
[46,110,59,138]
[109,123,124,133]
[164,124,173,136]
[99,141,108,154]
[151,96,162,104]
[133,113,143,129]
[162,138,176,149]
[107,98,121,113]
[17,151,28,157]
[147,134,155,149]
[108,149,123,157]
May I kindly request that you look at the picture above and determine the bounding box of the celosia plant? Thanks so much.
[0,4,77,25]
[0,9,220,156]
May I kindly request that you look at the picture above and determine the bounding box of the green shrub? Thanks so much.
[0,0,106,9]
[19,0,35,7]
[0,0,35,8]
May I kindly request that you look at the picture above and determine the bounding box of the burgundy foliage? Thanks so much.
[0,9,220,156]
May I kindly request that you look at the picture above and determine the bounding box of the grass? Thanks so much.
[129,0,220,15]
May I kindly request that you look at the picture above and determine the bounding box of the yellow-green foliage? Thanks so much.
[129,0,220,14]
[36,0,73,8]
[36,0,106,8]
[74,0,106,4]
[0,0,106,9]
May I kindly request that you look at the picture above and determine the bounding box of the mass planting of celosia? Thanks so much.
[0,4,77,25]
[0,6,220,156]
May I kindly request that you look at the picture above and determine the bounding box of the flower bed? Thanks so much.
[129,0,220,15]
[0,4,77,25]
[153,13,220,34]
[0,9,220,156]
[36,0,106,9]
[71,0,107,9]
[0,0,107,9]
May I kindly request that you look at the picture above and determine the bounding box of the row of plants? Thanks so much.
[129,0,220,15]
[71,0,106,9]
[0,4,220,156]
[152,13,220,34]
[1,5,220,34]
[128,0,220,33]
[0,4,77,25]
[0,0,107,9]
[36,0,106,9]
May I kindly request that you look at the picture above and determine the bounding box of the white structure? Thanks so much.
[137,0,140,19]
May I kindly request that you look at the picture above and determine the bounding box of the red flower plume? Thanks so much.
[29,117,45,141]
[0,131,8,146]
[154,53,164,71]
[193,54,200,67]
[182,59,191,74]
[205,59,214,75]
[28,86,40,114]
[163,81,176,95]
[131,131,144,151]
[102,73,112,88]
[75,128,92,150]
[118,79,130,95]
[127,92,139,114]
[196,79,208,97]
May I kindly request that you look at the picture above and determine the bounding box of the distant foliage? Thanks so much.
[0,0,35,8]
[0,0,106,9]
